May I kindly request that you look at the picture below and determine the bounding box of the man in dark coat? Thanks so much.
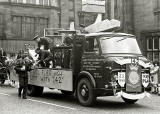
[14,53,33,99]
[0,48,7,66]
[17,49,24,59]
[35,49,53,68]
[33,35,50,50]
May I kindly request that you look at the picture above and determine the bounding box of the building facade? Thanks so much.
[104,0,159,62]
[0,0,82,53]
[105,0,134,34]
[0,0,60,53]
[1,0,157,61]
[134,0,160,62]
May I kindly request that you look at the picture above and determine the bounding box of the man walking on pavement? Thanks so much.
[14,52,33,99]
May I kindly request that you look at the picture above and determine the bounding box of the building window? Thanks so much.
[153,52,159,61]
[12,16,48,40]
[39,0,49,6]
[26,0,36,4]
[0,14,4,39]
[39,0,43,5]
[50,0,59,7]
[147,37,153,50]
[44,0,49,6]
[22,17,35,40]
[11,0,59,7]
[154,37,159,50]
[11,0,18,3]
[18,0,23,3]
[69,0,74,10]
[12,16,22,38]
[11,0,23,3]
[146,35,160,62]
[35,18,49,36]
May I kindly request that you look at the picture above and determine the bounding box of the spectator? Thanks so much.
[17,49,24,59]
[150,61,159,94]
[14,53,32,99]
[0,48,7,66]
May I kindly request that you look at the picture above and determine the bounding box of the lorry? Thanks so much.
[20,30,151,106]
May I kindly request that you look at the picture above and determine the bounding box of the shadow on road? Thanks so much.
[0,85,151,110]
[33,91,78,105]
[30,90,150,110]
[94,98,146,109]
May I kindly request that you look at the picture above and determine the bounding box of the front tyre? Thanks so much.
[0,79,5,84]
[77,78,96,106]
[122,97,138,104]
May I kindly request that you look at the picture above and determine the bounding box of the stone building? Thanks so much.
[104,0,160,62]
[0,0,81,53]
[134,0,160,62]
[0,0,157,62]
[105,0,134,34]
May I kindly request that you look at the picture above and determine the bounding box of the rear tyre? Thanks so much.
[122,97,138,104]
[77,78,96,106]
[27,85,43,96]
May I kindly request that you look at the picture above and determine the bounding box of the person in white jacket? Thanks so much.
[150,61,159,93]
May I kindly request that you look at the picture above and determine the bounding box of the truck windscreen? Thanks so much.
[99,36,142,55]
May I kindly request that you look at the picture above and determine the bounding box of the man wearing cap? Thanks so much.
[33,35,50,50]
[14,53,33,99]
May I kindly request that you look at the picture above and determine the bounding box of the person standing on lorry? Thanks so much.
[33,35,50,50]
[150,61,159,94]
[14,53,33,99]
[35,49,53,68]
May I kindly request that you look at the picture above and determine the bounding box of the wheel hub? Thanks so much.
[81,85,88,97]
[81,89,86,96]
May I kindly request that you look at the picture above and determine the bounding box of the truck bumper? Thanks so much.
[116,91,151,100]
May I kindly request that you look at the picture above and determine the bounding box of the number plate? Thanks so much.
[142,73,149,88]
[118,72,125,87]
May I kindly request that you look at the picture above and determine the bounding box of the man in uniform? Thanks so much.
[33,35,50,50]
[14,53,33,99]
[35,49,53,68]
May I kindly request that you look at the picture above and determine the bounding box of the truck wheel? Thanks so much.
[27,85,43,96]
[0,79,5,84]
[77,78,96,106]
[122,97,138,104]
[36,86,44,96]
[61,90,73,96]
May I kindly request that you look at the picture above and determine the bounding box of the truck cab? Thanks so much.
[76,32,151,106]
